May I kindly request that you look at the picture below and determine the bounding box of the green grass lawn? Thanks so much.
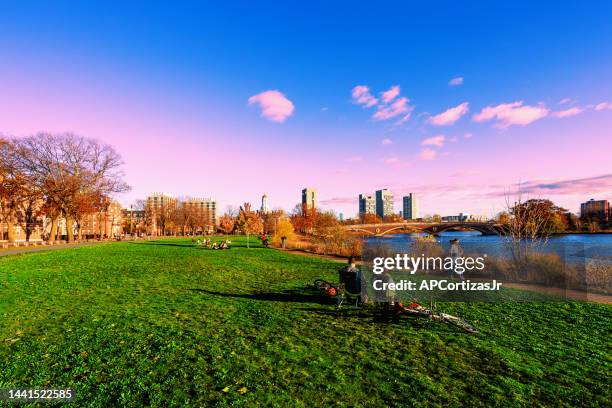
[0,237,610,407]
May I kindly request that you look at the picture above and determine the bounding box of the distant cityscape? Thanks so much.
[1,184,610,242]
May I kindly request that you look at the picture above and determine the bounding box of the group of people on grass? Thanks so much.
[193,237,231,250]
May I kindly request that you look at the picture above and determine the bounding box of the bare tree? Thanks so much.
[13,133,130,242]
[504,189,555,279]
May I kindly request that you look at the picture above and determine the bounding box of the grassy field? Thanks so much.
[0,237,610,407]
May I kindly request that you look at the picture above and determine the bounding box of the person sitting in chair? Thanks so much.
[338,257,364,302]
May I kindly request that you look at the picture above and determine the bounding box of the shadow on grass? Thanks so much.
[127,241,265,249]
[190,288,326,304]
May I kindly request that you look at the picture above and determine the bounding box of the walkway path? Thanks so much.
[0,241,105,257]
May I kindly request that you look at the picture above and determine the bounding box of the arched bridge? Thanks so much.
[343,222,506,237]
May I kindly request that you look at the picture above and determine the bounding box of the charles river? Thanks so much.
[366,231,612,264]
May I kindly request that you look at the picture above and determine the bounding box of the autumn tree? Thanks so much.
[261,209,284,234]
[359,213,382,224]
[271,218,295,246]
[13,133,129,242]
[218,213,235,235]
[234,203,263,248]
[290,203,316,233]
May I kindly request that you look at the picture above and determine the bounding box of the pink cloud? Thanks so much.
[381,85,400,103]
[428,102,469,126]
[351,85,378,107]
[384,156,400,164]
[419,148,437,160]
[448,77,464,86]
[595,102,612,111]
[487,174,612,197]
[421,135,445,147]
[558,98,572,105]
[382,138,393,145]
[464,132,473,139]
[345,155,362,163]
[553,107,585,118]
[372,96,413,121]
[248,90,295,122]
[472,101,549,128]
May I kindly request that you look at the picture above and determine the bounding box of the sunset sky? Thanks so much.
[1,1,611,217]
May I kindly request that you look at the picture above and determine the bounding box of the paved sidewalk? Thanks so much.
[0,242,106,257]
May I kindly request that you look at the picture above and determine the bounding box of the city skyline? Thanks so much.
[1,2,611,217]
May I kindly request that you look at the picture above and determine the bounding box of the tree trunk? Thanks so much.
[6,214,17,243]
[66,214,75,242]
[49,216,58,241]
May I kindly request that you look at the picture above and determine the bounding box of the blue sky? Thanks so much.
[1,1,611,217]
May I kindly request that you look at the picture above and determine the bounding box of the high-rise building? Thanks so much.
[260,194,270,214]
[182,197,218,228]
[146,193,177,213]
[402,193,418,220]
[375,189,394,219]
[358,194,376,216]
[302,188,317,210]
[580,199,609,222]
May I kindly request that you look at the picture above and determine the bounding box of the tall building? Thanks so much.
[182,197,218,228]
[375,189,394,219]
[580,199,609,222]
[146,193,177,213]
[260,194,270,214]
[402,193,418,220]
[358,194,376,216]
[302,188,317,210]
[146,193,178,236]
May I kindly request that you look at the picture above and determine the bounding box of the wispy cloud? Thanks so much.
[421,135,445,147]
[473,101,548,128]
[248,90,295,122]
[351,85,378,107]
[382,138,393,145]
[419,148,437,160]
[487,174,612,197]
[428,102,469,126]
[464,132,473,139]
[351,85,414,124]
[558,98,572,105]
[373,97,413,121]
[381,85,400,103]
[345,155,363,163]
[553,107,585,118]
[448,76,464,86]
[595,102,612,111]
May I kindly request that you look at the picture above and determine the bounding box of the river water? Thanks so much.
[365,231,612,263]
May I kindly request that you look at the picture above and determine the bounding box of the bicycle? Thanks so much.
[394,301,480,334]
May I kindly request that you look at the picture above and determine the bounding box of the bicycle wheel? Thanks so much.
[313,279,332,290]
[439,313,480,334]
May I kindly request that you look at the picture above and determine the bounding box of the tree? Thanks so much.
[234,203,263,248]
[218,213,235,235]
[504,194,567,278]
[290,203,316,233]
[0,139,36,242]
[262,209,284,234]
[359,213,382,224]
[13,133,130,242]
[271,218,295,246]
[383,214,403,223]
